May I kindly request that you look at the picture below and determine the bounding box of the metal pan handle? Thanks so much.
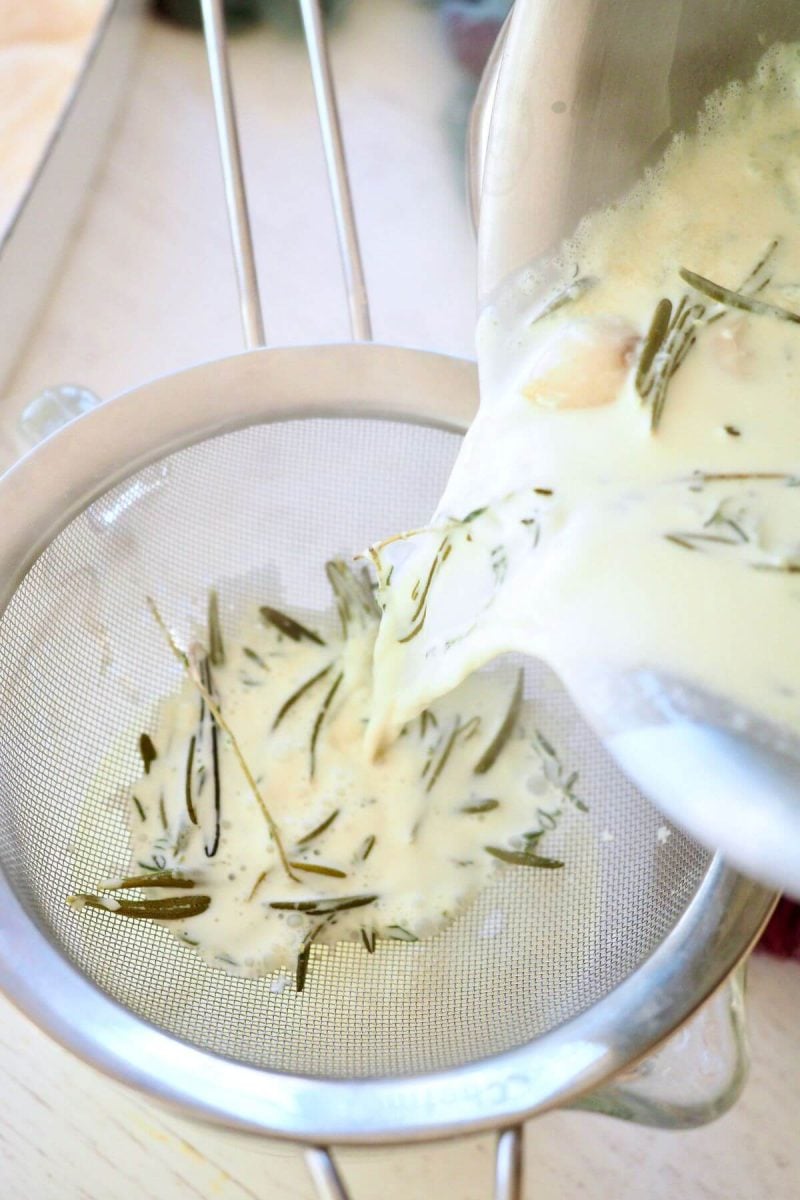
[201,0,265,349]
[200,0,371,348]
[298,0,372,342]
[306,1129,525,1200]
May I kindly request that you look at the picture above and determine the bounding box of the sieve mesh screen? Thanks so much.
[0,417,709,1078]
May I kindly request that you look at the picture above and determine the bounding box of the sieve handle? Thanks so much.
[304,1146,353,1200]
[201,0,372,347]
[306,1136,524,1200]
[495,1125,523,1200]
[201,0,266,350]
[298,0,373,342]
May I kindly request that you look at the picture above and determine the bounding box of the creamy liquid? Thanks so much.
[368,44,800,753]
[100,570,576,979]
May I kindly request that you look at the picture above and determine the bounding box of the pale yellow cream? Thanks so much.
[116,576,576,980]
[368,44,800,756]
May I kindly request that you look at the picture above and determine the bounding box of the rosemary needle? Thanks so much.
[485,845,564,869]
[184,734,198,825]
[260,605,325,645]
[397,614,427,644]
[297,809,340,847]
[272,663,332,730]
[325,558,380,635]
[474,670,523,775]
[270,894,377,914]
[634,297,673,393]
[387,925,419,942]
[243,646,268,669]
[419,709,438,737]
[289,861,348,879]
[296,920,327,992]
[199,656,222,859]
[530,272,594,326]
[398,535,452,643]
[460,799,500,814]
[426,716,480,793]
[679,266,800,324]
[139,733,157,775]
[100,871,197,890]
[68,893,211,920]
[247,870,269,902]
[309,672,344,779]
[208,589,225,666]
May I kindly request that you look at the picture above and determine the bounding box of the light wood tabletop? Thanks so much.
[1,5,799,1197]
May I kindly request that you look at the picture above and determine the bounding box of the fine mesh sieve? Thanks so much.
[0,4,777,1200]
[0,413,711,1080]
[0,346,776,1199]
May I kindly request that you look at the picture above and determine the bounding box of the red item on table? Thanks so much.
[757,897,800,959]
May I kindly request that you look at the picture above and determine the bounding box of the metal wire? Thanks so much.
[201,0,265,349]
[299,0,373,341]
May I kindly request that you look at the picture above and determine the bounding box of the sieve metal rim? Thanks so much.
[0,344,774,1143]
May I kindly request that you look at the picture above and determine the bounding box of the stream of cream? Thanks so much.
[368,43,800,758]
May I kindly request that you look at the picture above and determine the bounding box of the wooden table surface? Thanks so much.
[1,4,799,1197]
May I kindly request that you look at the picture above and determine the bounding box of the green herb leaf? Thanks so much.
[297,808,340,847]
[270,894,378,915]
[243,646,268,669]
[247,869,269,902]
[387,925,419,942]
[474,669,523,775]
[460,799,500,814]
[399,535,451,643]
[309,672,344,778]
[272,663,333,730]
[139,733,157,774]
[199,657,222,859]
[289,861,348,879]
[462,506,488,523]
[426,714,481,793]
[485,845,564,869]
[260,605,325,645]
[530,272,594,326]
[753,561,800,573]
[419,709,438,738]
[296,920,327,992]
[679,266,800,325]
[68,893,211,920]
[634,297,673,393]
[325,559,379,636]
[664,533,700,551]
[184,734,198,825]
[101,871,197,891]
[208,588,225,666]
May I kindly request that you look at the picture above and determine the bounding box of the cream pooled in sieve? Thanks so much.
[72,565,580,983]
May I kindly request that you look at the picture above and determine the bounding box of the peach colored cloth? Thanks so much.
[0,1,105,229]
